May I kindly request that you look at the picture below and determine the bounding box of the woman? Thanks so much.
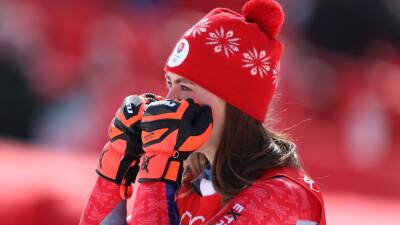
[80,0,326,224]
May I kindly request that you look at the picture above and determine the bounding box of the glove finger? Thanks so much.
[193,105,213,130]
[143,99,181,117]
[142,93,164,104]
[174,100,212,152]
[142,93,156,103]
[181,98,199,122]
[121,95,144,117]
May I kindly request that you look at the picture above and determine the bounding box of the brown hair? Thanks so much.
[182,103,301,201]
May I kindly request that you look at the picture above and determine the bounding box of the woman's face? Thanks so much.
[165,72,226,151]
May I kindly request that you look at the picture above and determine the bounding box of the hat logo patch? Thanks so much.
[167,38,190,67]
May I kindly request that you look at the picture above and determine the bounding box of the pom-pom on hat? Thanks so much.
[242,0,284,38]
[165,0,285,122]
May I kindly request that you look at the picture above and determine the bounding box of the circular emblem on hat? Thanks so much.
[167,38,189,67]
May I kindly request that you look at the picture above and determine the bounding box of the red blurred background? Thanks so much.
[0,0,399,224]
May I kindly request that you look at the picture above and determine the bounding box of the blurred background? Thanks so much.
[0,0,399,224]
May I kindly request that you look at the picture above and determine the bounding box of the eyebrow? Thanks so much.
[165,74,194,85]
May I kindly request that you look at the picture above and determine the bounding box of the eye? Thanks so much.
[180,84,192,91]
[165,81,172,89]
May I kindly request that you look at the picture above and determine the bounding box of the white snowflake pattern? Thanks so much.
[273,61,280,75]
[185,17,210,38]
[205,26,240,58]
[242,47,271,78]
[272,61,280,85]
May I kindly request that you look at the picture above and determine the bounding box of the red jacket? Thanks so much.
[80,166,325,225]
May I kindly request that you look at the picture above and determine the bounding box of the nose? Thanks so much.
[166,86,180,99]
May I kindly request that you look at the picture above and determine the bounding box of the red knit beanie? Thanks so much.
[164,0,284,121]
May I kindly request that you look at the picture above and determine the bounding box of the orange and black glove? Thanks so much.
[96,93,163,198]
[137,99,213,186]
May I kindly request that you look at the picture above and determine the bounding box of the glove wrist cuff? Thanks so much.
[137,152,184,186]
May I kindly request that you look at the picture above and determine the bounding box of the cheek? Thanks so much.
[206,100,225,137]
[213,102,225,128]
[170,89,197,101]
